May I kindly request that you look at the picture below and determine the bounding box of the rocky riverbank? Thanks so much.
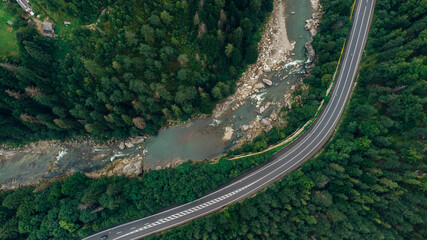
[213,0,295,121]
[212,0,297,143]
[305,0,322,62]
[224,0,323,148]
[0,0,322,189]
[0,136,147,164]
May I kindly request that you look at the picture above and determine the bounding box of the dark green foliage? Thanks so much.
[143,0,427,239]
[227,0,354,156]
[1,0,425,240]
[0,0,273,143]
[34,0,108,23]
[0,152,273,239]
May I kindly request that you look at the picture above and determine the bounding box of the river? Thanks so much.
[0,0,314,188]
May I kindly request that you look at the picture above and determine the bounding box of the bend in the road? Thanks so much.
[84,1,375,239]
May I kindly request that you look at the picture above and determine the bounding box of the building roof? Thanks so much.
[42,22,54,37]
[17,0,32,12]
[42,22,53,32]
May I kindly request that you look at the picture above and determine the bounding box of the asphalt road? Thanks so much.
[84,1,375,239]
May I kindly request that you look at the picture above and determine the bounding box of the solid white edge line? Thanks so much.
[87,1,373,239]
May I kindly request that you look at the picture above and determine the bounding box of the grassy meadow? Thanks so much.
[0,2,18,56]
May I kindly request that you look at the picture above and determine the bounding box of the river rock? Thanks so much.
[254,83,265,89]
[173,159,184,167]
[310,0,320,11]
[261,119,272,132]
[310,28,318,36]
[261,119,271,126]
[305,41,316,61]
[263,79,273,86]
[118,142,125,150]
[270,112,278,121]
[122,161,142,177]
[260,102,272,114]
[305,19,315,30]
[241,125,249,131]
[305,18,319,37]
[223,127,234,141]
[125,142,134,148]
[263,66,271,72]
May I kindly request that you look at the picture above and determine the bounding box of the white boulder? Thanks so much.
[263,79,273,86]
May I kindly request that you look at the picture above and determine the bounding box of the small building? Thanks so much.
[64,21,71,26]
[7,20,13,26]
[42,22,54,37]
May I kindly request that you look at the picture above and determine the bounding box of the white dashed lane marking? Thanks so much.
[115,186,250,239]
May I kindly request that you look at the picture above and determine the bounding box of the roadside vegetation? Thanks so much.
[0,0,425,239]
[0,151,273,239]
[0,0,353,238]
[145,0,427,239]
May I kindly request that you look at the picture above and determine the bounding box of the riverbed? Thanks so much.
[0,0,315,189]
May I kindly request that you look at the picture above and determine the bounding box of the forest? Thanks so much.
[144,0,427,239]
[0,0,425,239]
[0,151,274,239]
[0,0,273,143]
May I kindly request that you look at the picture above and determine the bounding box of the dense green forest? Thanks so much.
[0,0,425,239]
[0,0,272,143]
[144,0,427,239]
[0,152,274,239]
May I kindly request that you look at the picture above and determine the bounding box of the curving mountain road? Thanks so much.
[84,1,375,239]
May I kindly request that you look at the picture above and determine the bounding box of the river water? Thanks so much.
[142,0,313,168]
[0,0,313,187]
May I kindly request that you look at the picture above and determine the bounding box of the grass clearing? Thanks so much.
[0,2,18,56]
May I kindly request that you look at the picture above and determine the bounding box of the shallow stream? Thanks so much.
[0,0,314,187]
